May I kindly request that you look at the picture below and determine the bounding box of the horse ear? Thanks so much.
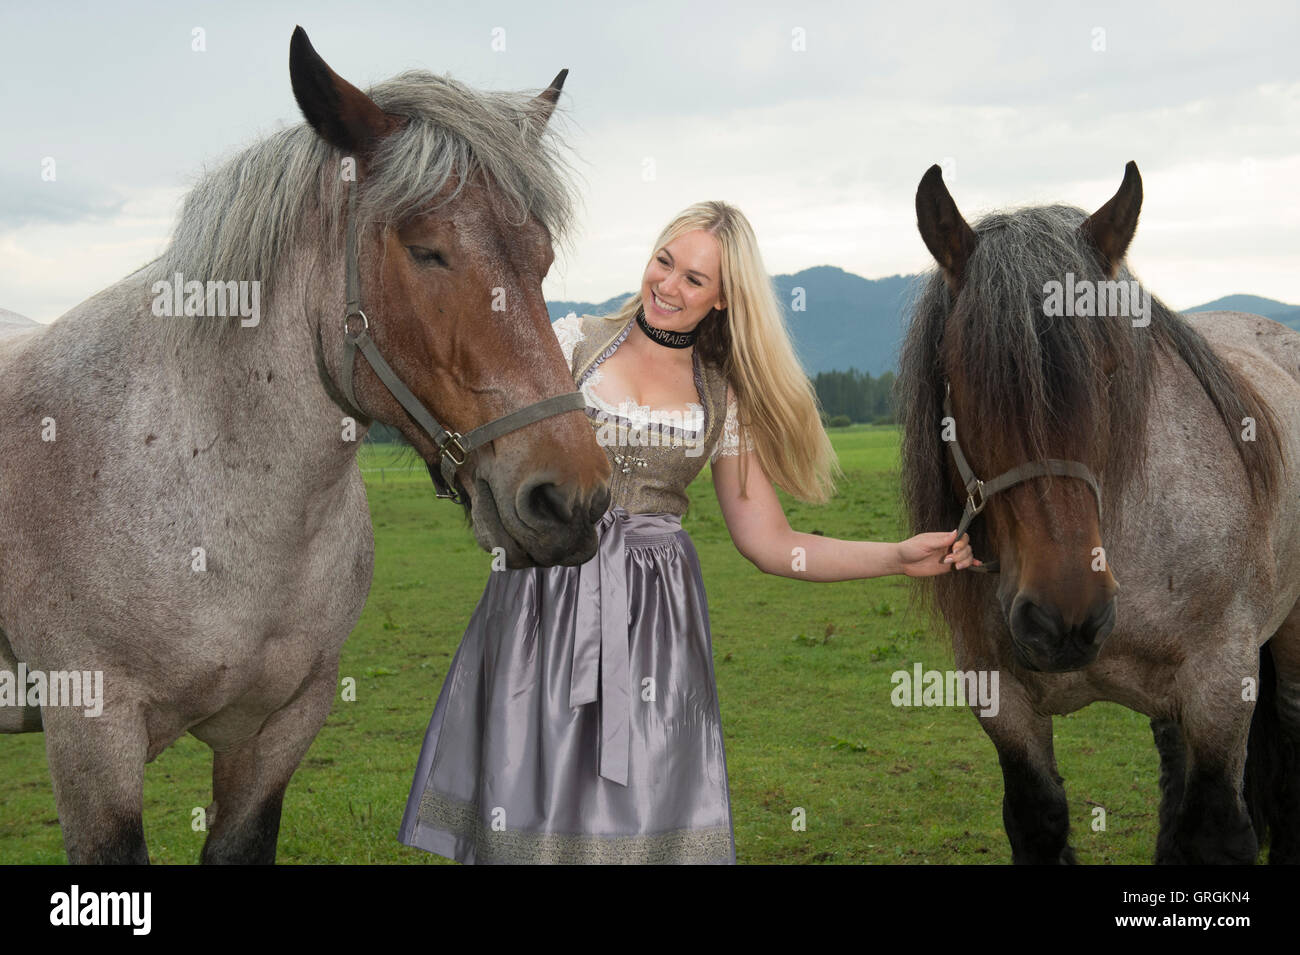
[1082,161,1142,277]
[916,165,977,291]
[523,69,568,141]
[289,26,404,155]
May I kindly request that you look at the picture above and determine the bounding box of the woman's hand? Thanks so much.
[896,530,980,577]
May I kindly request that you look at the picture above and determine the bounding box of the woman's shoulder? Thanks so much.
[552,312,630,368]
[552,311,627,337]
[551,312,585,367]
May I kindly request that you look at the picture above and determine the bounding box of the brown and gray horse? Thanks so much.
[0,28,609,863]
[899,161,1300,863]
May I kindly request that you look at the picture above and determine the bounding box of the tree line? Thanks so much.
[813,368,897,427]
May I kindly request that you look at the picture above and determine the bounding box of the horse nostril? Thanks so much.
[1011,597,1064,644]
[525,481,571,526]
[1012,595,1116,649]
[1084,599,1117,645]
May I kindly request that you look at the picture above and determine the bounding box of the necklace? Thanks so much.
[636,307,698,349]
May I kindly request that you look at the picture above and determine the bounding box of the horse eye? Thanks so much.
[408,246,448,268]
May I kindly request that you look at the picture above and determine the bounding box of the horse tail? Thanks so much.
[1243,640,1293,856]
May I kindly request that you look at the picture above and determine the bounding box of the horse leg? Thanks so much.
[1150,717,1186,862]
[197,664,338,864]
[0,629,42,733]
[977,673,1075,863]
[42,703,150,864]
[1257,614,1300,863]
[1158,655,1258,864]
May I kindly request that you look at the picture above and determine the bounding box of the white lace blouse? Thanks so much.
[552,312,754,462]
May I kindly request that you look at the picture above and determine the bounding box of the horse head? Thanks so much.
[289,28,610,567]
[911,164,1144,671]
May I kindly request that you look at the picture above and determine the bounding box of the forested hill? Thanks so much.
[357,276,1300,439]
[548,265,913,378]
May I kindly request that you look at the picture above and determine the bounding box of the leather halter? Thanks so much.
[942,381,1104,574]
[337,183,587,504]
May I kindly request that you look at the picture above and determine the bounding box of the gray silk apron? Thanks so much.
[397,504,735,864]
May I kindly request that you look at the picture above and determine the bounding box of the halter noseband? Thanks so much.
[336,183,587,504]
[942,381,1104,574]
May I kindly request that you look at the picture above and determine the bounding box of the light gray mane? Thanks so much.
[146,69,583,348]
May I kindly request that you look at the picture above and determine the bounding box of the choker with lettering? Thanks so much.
[636,307,699,349]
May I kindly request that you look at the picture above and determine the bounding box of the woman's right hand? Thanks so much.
[896,530,980,577]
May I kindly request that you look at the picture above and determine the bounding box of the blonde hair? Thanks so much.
[603,201,840,503]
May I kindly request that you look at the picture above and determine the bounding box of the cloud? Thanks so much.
[0,185,182,321]
[2,0,1296,320]
[0,175,126,229]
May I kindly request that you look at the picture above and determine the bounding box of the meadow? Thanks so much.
[0,426,1162,863]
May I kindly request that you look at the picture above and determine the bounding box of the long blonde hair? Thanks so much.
[603,201,840,503]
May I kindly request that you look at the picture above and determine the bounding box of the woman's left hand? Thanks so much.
[896,529,980,577]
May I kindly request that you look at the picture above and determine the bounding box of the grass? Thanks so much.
[0,426,1161,864]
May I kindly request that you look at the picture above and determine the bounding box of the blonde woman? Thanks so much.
[398,200,977,864]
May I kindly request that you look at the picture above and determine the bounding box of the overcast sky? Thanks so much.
[1,0,1296,323]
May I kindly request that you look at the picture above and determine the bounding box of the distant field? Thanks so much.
[0,426,1162,864]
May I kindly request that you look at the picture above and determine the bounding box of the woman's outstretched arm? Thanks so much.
[711,444,979,581]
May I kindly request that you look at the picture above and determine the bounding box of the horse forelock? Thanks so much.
[941,206,1154,499]
[149,69,580,350]
[361,71,579,248]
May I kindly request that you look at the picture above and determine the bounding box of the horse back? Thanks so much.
[1183,310,1300,388]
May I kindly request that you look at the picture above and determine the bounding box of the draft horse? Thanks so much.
[899,161,1300,863]
[0,28,609,863]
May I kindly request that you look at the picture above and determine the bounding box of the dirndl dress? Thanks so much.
[397,504,736,864]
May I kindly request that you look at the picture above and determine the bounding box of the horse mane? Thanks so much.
[147,69,582,348]
[895,203,1286,639]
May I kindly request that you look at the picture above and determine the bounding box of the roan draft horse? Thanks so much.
[898,161,1300,863]
[0,28,610,863]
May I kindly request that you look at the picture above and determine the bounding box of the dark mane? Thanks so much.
[895,203,1285,637]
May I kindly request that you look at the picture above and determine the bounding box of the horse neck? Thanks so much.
[134,245,366,489]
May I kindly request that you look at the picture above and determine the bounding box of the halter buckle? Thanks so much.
[966,478,987,516]
[440,432,467,467]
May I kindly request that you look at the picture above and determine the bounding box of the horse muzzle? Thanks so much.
[1007,594,1117,672]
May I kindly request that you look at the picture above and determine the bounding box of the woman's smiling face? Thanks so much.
[641,229,726,332]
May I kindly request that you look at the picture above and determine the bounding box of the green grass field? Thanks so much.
[0,427,1162,864]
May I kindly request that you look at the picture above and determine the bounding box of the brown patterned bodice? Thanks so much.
[568,313,729,517]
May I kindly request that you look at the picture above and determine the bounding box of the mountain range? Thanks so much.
[6,278,1298,374]
[549,268,1300,376]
